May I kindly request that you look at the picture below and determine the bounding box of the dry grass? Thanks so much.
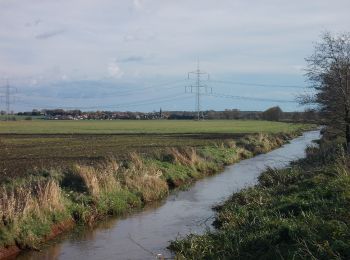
[70,153,168,203]
[167,147,203,168]
[97,159,121,193]
[72,159,121,197]
[238,133,285,154]
[34,180,64,213]
[225,140,237,149]
[73,165,101,197]
[0,186,31,223]
[124,153,168,202]
[0,180,64,225]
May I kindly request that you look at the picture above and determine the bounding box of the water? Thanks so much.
[17,130,320,260]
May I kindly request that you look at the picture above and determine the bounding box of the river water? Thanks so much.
[17,130,320,260]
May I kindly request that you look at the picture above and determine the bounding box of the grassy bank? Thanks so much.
[0,129,310,258]
[170,134,350,259]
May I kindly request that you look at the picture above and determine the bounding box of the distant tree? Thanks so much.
[291,112,302,122]
[32,109,40,116]
[302,32,350,151]
[231,109,240,119]
[206,110,217,119]
[45,109,65,116]
[223,109,231,119]
[69,110,82,117]
[303,108,318,122]
[262,106,283,121]
[223,109,240,119]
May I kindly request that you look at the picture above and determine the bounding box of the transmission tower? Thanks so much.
[185,61,211,120]
[0,79,17,120]
[6,80,10,119]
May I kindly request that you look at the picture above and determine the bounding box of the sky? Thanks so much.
[0,0,350,112]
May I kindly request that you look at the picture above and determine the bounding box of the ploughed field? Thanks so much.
[0,120,306,181]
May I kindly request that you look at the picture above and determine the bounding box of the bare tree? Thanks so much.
[304,32,350,151]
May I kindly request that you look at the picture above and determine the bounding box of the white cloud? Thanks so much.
[133,0,143,10]
[107,62,123,78]
[30,79,38,86]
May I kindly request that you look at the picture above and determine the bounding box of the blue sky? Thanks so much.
[0,0,350,112]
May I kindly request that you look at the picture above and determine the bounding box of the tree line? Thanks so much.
[14,107,319,122]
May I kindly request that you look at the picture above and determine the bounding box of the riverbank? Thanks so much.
[170,132,350,259]
[0,127,311,259]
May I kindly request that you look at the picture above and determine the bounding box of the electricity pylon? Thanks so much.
[185,61,211,120]
[0,79,17,120]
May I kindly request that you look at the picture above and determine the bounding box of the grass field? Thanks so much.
[0,115,44,121]
[0,120,311,181]
[0,120,305,134]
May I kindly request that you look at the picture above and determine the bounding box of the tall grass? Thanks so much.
[0,180,64,223]
[123,153,168,202]
[0,131,298,251]
[0,179,66,247]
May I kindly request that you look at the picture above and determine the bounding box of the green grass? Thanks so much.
[0,120,306,134]
[0,115,44,121]
[170,141,350,260]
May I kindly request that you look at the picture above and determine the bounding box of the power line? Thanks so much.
[14,79,191,110]
[210,79,305,89]
[20,93,192,110]
[1,74,302,112]
[186,61,211,120]
[210,92,296,103]
[7,79,187,100]
[105,79,187,97]
[6,80,10,118]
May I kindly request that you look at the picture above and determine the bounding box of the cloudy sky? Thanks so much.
[0,0,349,112]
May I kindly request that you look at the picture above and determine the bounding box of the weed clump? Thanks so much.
[0,179,68,248]
[123,153,168,202]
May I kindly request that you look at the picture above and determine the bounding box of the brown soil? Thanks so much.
[44,219,75,241]
[0,245,20,259]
